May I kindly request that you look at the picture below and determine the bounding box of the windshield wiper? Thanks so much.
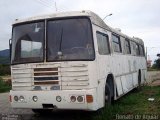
[56,27,63,59]
[59,27,63,52]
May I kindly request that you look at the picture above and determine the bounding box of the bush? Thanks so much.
[0,77,11,93]
[0,64,10,75]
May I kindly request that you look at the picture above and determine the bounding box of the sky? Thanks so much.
[0,0,160,63]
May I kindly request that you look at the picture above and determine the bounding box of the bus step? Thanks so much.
[42,104,56,109]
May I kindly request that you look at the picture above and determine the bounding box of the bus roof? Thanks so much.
[13,10,144,45]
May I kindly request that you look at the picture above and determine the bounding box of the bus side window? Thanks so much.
[135,43,140,56]
[112,34,122,53]
[96,31,110,55]
[131,41,136,56]
[125,39,131,54]
[139,45,144,56]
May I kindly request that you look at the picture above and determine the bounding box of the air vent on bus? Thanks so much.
[34,68,59,85]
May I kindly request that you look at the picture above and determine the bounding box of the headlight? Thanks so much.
[77,96,83,102]
[14,96,18,102]
[70,96,76,102]
[19,96,25,102]
[56,96,62,102]
[33,96,38,102]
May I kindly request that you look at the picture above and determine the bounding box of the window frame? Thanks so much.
[46,17,95,62]
[11,20,45,65]
[135,43,140,56]
[139,44,145,56]
[96,31,110,55]
[112,34,122,53]
[125,38,131,54]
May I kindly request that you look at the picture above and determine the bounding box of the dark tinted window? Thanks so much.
[112,34,121,52]
[131,41,136,55]
[96,32,110,55]
[139,45,145,56]
[47,18,94,61]
[125,39,131,54]
[135,43,140,56]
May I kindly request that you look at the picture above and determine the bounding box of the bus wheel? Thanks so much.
[32,109,52,114]
[105,83,111,106]
[137,71,142,91]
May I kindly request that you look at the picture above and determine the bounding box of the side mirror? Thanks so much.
[9,39,12,63]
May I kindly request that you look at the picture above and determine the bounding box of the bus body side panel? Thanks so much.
[92,23,147,104]
[92,24,113,108]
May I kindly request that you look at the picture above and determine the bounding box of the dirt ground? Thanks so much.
[147,71,160,86]
[150,80,160,86]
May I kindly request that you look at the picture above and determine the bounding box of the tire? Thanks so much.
[137,71,142,91]
[32,109,53,114]
[138,71,141,86]
[105,83,112,106]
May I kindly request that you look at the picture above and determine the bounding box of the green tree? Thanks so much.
[152,58,160,69]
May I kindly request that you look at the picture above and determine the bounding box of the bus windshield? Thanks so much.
[11,22,44,64]
[47,18,94,61]
[11,18,95,64]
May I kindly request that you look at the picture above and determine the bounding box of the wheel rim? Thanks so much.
[105,84,111,105]
[138,72,141,86]
[105,95,109,101]
[105,90,109,101]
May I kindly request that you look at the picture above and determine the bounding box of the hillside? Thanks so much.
[0,49,9,57]
[0,49,10,64]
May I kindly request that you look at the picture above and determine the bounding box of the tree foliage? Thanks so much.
[152,58,160,69]
[0,56,10,64]
[0,64,10,75]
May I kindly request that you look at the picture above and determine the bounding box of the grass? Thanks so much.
[0,77,11,93]
[147,68,160,71]
[92,86,160,120]
[54,86,160,120]
[38,86,160,120]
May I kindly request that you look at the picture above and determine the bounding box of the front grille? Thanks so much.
[34,81,59,85]
[11,67,32,91]
[34,68,58,72]
[60,64,89,90]
[33,64,89,90]
[34,67,59,85]
[11,62,89,91]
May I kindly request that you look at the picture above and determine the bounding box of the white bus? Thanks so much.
[10,10,147,112]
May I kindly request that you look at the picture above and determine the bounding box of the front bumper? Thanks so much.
[10,88,98,111]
